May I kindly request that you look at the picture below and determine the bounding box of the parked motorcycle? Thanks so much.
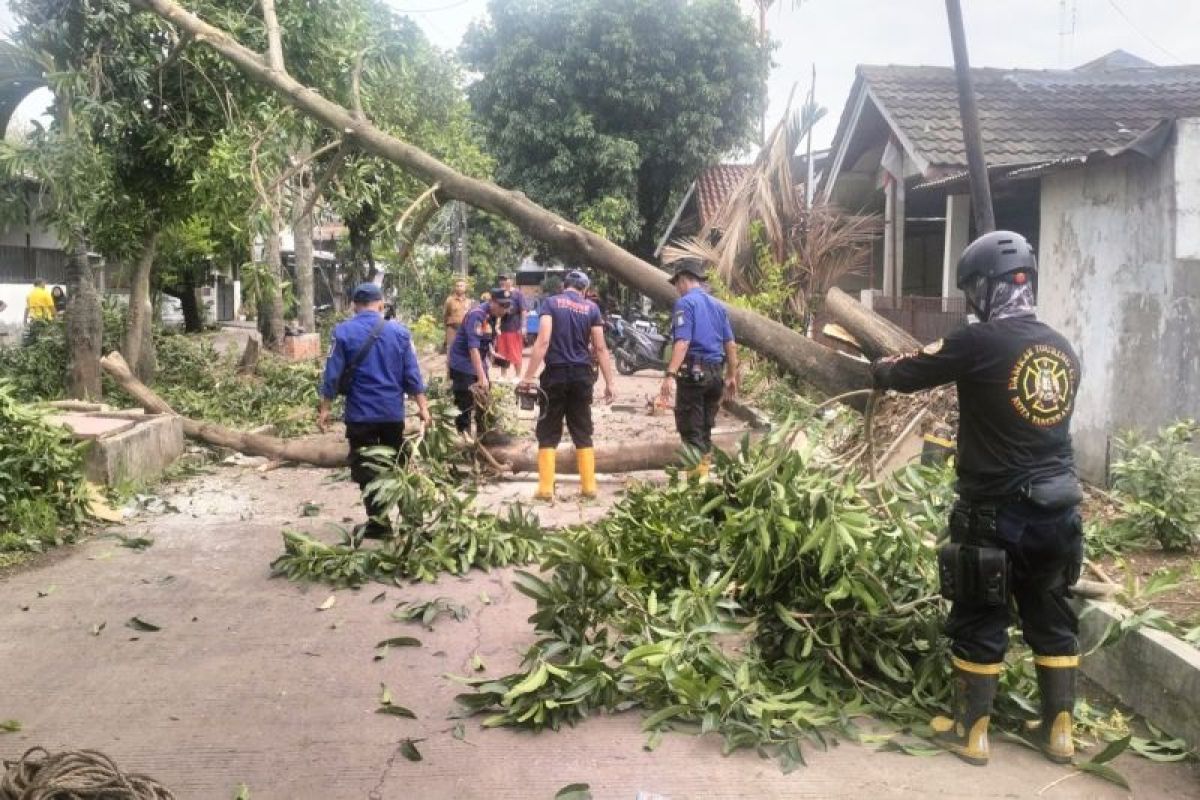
[613,322,671,375]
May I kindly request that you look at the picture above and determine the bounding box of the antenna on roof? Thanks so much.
[1058,0,1077,67]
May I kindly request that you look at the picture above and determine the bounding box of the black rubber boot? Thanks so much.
[1030,655,1077,764]
[931,656,1001,766]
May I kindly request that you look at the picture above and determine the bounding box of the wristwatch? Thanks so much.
[665,370,677,379]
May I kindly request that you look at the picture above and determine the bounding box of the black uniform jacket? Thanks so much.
[872,315,1080,500]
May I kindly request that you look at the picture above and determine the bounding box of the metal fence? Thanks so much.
[872,295,969,344]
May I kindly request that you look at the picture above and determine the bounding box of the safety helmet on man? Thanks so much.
[956,230,1037,289]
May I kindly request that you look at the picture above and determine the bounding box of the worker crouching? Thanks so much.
[872,231,1084,767]
[519,270,616,500]
[447,288,512,439]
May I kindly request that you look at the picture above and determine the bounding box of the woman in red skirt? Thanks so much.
[494,274,527,378]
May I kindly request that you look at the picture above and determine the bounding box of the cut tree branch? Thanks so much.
[130,0,871,399]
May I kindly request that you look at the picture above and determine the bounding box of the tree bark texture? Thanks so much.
[131,0,872,400]
[123,227,160,383]
[100,350,744,473]
[823,287,920,361]
[294,162,316,333]
[395,191,443,270]
[65,238,103,399]
[259,210,286,348]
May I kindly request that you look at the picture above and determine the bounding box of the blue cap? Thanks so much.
[564,270,590,290]
[489,288,513,304]
[352,283,383,303]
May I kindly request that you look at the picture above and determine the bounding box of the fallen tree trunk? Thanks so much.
[823,287,920,360]
[131,0,870,399]
[100,351,749,473]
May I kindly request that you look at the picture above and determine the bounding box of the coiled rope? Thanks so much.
[0,748,175,800]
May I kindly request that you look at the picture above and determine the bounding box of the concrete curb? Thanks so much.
[1073,597,1200,745]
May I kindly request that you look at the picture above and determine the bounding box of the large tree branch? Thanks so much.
[130,0,870,399]
[298,143,348,221]
[395,187,444,271]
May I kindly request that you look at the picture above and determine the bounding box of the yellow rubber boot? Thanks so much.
[577,447,597,499]
[1028,655,1078,764]
[696,454,711,480]
[535,448,556,501]
[931,656,1001,766]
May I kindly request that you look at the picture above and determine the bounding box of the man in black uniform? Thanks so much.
[872,231,1083,767]
[518,270,616,499]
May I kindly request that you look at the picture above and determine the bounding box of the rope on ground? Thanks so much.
[0,747,175,800]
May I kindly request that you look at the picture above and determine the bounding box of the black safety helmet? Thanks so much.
[956,230,1037,320]
[667,257,707,284]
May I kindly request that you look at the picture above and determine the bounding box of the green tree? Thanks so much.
[462,0,765,259]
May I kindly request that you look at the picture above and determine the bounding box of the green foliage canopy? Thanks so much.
[462,0,766,257]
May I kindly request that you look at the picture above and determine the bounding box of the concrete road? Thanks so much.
[2,369,1198,799]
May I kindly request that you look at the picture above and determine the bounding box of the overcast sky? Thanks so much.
[6,1,1200,149]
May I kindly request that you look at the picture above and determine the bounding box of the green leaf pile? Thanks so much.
[0,382,90,554]
[271,407,542,586]
[452,428,1115,769]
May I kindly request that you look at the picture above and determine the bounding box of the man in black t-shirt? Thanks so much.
[873,231,1084,768]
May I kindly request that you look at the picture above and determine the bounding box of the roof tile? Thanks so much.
[859,63,1200,167]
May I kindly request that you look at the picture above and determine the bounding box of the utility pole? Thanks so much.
[945,0,995,234]
[754,0,775,145]
[805,64,816,207]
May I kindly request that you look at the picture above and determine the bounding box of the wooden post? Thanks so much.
[942,193,970,310]
[945,0,996,234]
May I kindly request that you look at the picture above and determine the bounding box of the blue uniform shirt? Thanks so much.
[672,287,734,364]
[448,303,496,375]
[542,289,602,368]
[320,311,425,423]
[499,289,526,333]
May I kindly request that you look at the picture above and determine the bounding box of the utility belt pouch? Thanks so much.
[1025,473,1084,510]
[938,543,1010,606]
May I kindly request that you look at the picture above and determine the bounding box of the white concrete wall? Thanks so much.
[1039,121,1200,480]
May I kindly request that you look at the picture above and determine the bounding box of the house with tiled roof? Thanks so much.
[822,49,1200,478]
[654,155,828,259]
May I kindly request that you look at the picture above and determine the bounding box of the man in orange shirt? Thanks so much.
[442,278,470,353]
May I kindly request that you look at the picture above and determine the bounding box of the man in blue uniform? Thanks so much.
[448,288,512,437]
[659,258,738,478]
[518,270,616,499]
[872,231,1084,767]
[318,283,431,540]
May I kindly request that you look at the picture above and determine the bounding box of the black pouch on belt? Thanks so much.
[1025,472,1084,510]
[937,504,1010,606]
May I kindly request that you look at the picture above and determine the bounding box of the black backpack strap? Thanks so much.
[338,316,388,395]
